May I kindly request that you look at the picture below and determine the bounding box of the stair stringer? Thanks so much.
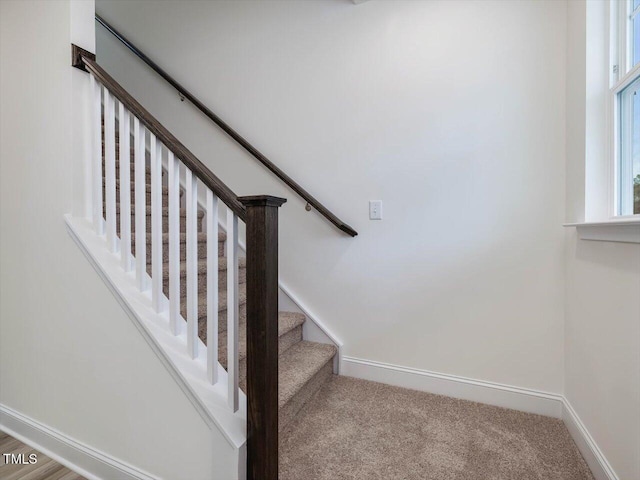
[64,214,247,454]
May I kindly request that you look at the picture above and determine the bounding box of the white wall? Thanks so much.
[564,2,640,479]
[96,0,567,394]
[0,2,237,479]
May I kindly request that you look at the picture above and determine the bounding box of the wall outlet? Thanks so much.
[369,200,382,220]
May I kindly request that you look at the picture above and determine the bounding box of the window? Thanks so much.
[613,0,640,215]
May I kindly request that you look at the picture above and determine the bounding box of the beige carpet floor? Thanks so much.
[279,376,594,480]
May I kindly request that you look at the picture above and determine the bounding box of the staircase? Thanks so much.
[69,44,340,479]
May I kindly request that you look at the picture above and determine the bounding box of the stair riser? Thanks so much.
[218,265,246,287]
[182,302,247,326]
[277,326,304,356]
[102,147,144,162]
[217,303,247,326]
[104,185,170,204]
[141,240,224,265]
[279,360,333,432]
[207,325,303,369]
[161,266,246,299]
[101,165,151,186]
[113,213,203,233]
[103,169,151,184]
[236,325,303,379]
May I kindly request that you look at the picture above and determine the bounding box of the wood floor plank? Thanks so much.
[2,443,36,462]
[55,472,86,480]
[5,454,54,480]
[47,467,83,480]
[0,431,86,480]
[17,458,64,480]
[0,437,23,455]
[0,447,40,476]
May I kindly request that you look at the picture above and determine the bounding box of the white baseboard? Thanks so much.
[341,356,564,418]
[562,399,619,480]
[0,404,157,480]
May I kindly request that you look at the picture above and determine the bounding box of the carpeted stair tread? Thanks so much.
[162,257,246,278]
[110,180,179,197]
[103,159,150,174]
[180,283,248,328]
[216,283,247,312]
[112,204,205,218]
[150,231,226,246]
[160,256,247,291]
[181,281,247,316]
[139,231,225,263]
[277,341,337,408]
[213,256,246,272]
[217,312,305,369]
[274,312,306,337]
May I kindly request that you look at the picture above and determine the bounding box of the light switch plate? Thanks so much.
[369,200,382,220]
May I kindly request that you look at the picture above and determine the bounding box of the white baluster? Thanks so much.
[151,134,163,312]
[90,75,104,235]
[168,151,181,335]
[119,104,132,272]
[207,190,219,385]
[186,168,199,358]
[134,117,147,291]
[226,209,239,412]
[104,88,117,253]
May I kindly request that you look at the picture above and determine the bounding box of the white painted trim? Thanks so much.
[564,218,640,243]
[562,398,619,480]
[0,404,157,480]
[341,356,564,418]
[64,215,247,449]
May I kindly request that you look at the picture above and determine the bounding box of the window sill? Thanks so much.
[563,218,640,244]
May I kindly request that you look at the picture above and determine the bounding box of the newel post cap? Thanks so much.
[238,195,287,208]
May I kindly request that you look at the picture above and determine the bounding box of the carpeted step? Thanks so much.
[139,231,226,264]
[218,312,305,404]
[161,257,247,299]
[112,205,204,233]
[274,341,336,431]
[102,143,149,166]
[215,312,305,370]
[104,180,181,204]
[217,283,247,316]
[181,281,248,327]
[102,146,139,159]
[103,164,151,182]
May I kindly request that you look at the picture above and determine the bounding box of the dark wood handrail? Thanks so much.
[96,14,357,237]
[78,52,247,220]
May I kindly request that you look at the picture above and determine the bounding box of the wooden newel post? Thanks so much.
[239,195,287,480]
